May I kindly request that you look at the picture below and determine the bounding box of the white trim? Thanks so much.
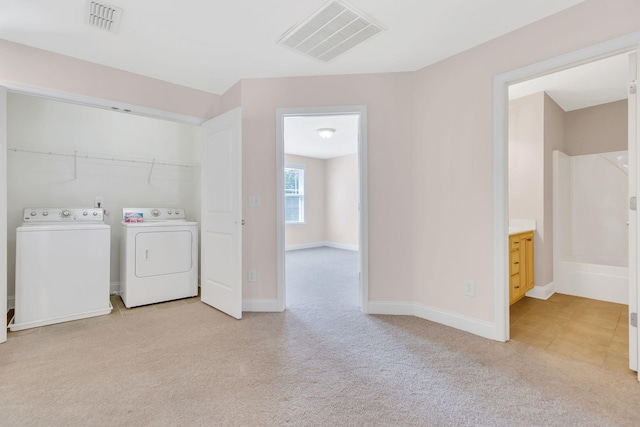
[0,81,204,126]
[276,105,369,314]
[285,242,359,251]
[242,298,282,312]
[525,282,556,300]
[368,301,495,340]
[110,282,121,295]
[7,296,14,310]
[326,242,358,251]
[286,242,326,251]
[0,86,6,344]
[494,32,640,346]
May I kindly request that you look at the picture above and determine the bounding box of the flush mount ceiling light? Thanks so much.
[277,0,385,62]
[85,0,123,33]
[317,128,336,139]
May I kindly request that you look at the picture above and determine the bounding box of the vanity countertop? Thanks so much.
[509,226,535,236]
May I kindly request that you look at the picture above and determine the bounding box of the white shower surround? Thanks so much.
[553,150,629,304]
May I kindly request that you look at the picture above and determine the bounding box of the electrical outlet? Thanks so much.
[248,269,257,283]
[94,196,104,208]
[464,280,476,297]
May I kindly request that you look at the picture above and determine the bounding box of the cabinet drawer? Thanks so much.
[509,236,521,251]
[510,251,520,275]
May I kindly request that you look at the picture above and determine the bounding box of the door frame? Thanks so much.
[0,81,203,344]
[275,106,369,312]
[493,32,640,378]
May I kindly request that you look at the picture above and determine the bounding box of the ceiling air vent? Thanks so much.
[277,0,385,62]
[85,0,123,33]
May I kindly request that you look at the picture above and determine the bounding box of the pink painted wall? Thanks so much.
[0,39,220,118]
[239,73,414,301]
[412,0,640,322]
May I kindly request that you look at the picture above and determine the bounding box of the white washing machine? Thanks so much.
[120,208,198,308]
[10,208,112,331]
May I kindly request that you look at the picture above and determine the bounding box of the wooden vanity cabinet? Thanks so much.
[509,231,534,305]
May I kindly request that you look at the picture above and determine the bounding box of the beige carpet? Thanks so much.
[1,247,640,426]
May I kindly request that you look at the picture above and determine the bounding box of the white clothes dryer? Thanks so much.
[11,208,112,331]
[120,208,198,308]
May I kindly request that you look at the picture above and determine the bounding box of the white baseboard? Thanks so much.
[368,301,496,340]
[525,281,555,300]
[286,241,359,251]
[7,296,15,310]
[285,242,326,251]
[110,282,121,295]
[325,242,358,251]
[242,299,283,312]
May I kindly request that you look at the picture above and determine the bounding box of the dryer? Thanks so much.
[120,208,198,308]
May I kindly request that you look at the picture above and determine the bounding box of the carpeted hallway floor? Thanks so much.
[1,247,640,426]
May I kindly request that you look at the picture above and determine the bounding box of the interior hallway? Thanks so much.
[510,294,631,375]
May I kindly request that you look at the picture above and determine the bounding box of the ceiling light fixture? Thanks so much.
[317,128,336,139]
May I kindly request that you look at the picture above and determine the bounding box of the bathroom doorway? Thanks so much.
[504,50,637,374]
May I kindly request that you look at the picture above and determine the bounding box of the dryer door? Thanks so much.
[135,230,193,278]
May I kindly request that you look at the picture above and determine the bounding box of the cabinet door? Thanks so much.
[523,233,535,291]
[509,274,521,304]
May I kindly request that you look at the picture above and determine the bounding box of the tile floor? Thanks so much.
[6,294,201,338]
[510,293,633,375]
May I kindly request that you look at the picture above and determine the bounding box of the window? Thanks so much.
[284,164,305,224]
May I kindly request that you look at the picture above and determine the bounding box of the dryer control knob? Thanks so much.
[61,209,71,218]
[83,212,88,216]
[168,211,173,215]
[151,209,160,217]
[93,212,98,216]
[42,211,48,216]
[30,211,36,216]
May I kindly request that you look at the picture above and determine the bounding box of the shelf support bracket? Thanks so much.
[148,158,156,184]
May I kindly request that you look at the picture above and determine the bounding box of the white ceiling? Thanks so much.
[0,0,585,95]
[285,114,358,159]
[509,53,630,111]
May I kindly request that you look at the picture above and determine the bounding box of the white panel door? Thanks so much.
[200,108,242,319]
[0,86,6,344]
[629,52,638,373]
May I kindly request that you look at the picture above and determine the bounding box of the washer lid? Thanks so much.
[18,223,110,232]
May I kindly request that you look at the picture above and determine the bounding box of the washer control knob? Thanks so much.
[93,212,98,216]
[30,211,36,216]
[174,210,180,215]
[168,210,173,215]
[83,212,88,216]
[42,211,48,216]
[61,209,71,218]
[151,209,160,217]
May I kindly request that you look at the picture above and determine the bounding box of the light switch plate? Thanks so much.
[249,195,261,208]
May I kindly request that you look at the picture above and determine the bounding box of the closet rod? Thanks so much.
[8,147,199,168]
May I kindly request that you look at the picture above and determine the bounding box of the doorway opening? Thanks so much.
[496,40,639,377]
[275,106,368,313]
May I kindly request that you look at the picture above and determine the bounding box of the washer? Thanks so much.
[120,208,198,308]
[11,208,112,331]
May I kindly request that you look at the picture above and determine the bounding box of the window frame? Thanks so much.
[284,162,306,225]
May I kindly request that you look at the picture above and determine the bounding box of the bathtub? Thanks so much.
[554,257,628,304]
